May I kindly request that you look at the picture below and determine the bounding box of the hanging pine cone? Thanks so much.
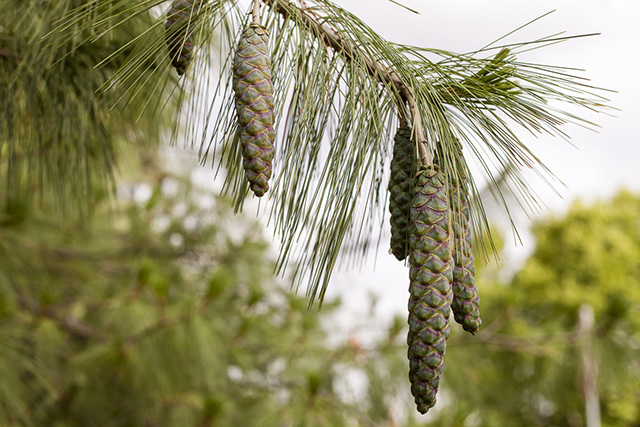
[388,126,415,261]
[165,0,202,76]
[407,166,453,414]
[450,177,482,334]
[232,24,275,197]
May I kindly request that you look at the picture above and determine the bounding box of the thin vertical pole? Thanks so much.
[578,304,601,427]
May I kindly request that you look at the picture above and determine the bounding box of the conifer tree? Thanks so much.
[0,0,170,217]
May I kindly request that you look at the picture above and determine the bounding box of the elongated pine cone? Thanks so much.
[165,0,202,75]
[232,24,275,197]
[407,166,453,414]
[450,179,481,334]
[388,126,415,260]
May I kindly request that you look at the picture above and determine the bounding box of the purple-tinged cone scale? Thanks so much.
[165,0,202,75]
[388,126,415,261]
[232,24,275,197]
[407,166,453,414]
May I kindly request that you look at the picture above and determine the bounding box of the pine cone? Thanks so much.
[450,179,481,334]
[232,24,275,197]
[165,0,202,76]
[388,126,415,260]
[407,166,453,414]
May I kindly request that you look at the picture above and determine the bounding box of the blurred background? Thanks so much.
[1,0,638,426]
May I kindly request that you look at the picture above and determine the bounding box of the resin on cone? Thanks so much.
[407,166,453,414]
[449,177,481,334]
[232,24,275,197]
[165,0,202,75]
[388,126,415,261]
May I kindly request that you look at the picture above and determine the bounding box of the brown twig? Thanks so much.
[252,0,262,24]
[0,47,17,58]
[121,307,205,353]
[261,0,431,166]
[14,294,99,340]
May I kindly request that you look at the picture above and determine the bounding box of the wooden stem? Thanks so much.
[261,0,431,165]
[252,0,262,24]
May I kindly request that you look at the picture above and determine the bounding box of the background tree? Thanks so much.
[0,0,171,216]
[0,150,398,425]
[4,155,638,426]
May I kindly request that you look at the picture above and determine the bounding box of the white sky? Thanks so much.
[321,0,640,338]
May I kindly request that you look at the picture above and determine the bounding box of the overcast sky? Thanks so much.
[323,0,640,338]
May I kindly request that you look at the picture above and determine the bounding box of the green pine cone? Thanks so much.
[232,24,275,197]
[448,167,481,334]
[407,166,453,414]
[433,140,481,334]
[388,126,415,260]
[165,0,202,75]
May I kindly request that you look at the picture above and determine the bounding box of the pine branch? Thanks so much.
[121,306,205,353]
[14,294,99,340]
[41,1,612,306]
[262,0,430,165]
[450,327,581,357]
[1,0,170,217]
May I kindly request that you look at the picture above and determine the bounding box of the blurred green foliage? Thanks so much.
[0,160,406,426]
[2,161,639,426]
[0,0,175,217]
[438,191,640,427]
